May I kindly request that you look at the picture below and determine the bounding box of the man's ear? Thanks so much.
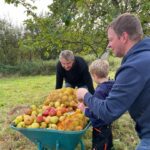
[121,32,129,44]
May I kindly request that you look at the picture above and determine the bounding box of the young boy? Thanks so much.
[78,59,114,150]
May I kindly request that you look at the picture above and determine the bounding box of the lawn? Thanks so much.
[0,75,139,150]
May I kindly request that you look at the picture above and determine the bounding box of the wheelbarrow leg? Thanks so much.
[56,140,59,150]
[80,140,85,150]
[37,141,42,150]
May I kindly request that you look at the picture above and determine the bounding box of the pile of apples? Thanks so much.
[12,88,88,131]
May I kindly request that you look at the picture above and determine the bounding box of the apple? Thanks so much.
[24,115,34,125]
[49,102,54,107]
[42,105,50,111]
[24,108,32,115]
[40,122,47,128]
[13,115,23,125]
[60,107,67,114]
[54,101,61,108]
[31,105,37,111]
[42,109,49,116]
[59,116,66,122]
[31,122,40,128]
[49,107,57,116]
[36,116,44,123]
[50,116,59,124]
[31,110,38,116]
[44,116,51,124]
[56,110,62,117]
[16,121,25,128]
[48,123,57,129]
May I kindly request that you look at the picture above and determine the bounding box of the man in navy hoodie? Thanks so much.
[76,13,150,150]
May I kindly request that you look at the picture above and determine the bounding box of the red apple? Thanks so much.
[48,107,56,116]
[36,116,44,123]
[42,109,49,116]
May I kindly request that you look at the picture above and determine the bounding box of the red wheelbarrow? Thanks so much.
[11,122,91,150]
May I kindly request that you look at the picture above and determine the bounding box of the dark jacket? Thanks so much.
[83,37,150,138]
[85,80,114,127]
[56,56,94,94]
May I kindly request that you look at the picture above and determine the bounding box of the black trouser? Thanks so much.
[92,125,113,150]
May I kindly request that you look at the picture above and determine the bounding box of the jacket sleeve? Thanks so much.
[84,66,145,124]
[55,62,63,89]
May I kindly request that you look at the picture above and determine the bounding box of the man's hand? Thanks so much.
[76,88,88,101]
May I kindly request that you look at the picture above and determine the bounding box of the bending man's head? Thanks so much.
[59,50,75,71]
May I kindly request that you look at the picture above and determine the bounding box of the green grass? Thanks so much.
[0,75,139,150]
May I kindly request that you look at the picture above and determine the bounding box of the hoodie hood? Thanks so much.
[122,37,150,64]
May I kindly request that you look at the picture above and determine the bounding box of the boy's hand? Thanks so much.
[77,102,86,112]
[76,88,88,101]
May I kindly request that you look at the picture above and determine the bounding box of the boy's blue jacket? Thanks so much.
[85,81,114,127]
[84,37,150,138]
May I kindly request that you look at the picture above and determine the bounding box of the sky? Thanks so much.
[0,0,53,27]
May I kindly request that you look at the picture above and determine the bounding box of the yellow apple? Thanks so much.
[48,123,57,129]
[16,121,25,128]
[40,122,47,128]
[24,115,34,125]
[13,115,23,125]
[50,116,59,124]
[54,101,61,108]
[30,122,40,128]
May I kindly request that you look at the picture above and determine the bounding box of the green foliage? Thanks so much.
[0,60,57,76]
[2,0,150,65]
[19,60,57,75]
[0,19,21,65]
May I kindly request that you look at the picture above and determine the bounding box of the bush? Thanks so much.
[0,60,57,76]
[0,55,121,77]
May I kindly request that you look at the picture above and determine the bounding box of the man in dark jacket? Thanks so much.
[55,50,94,94]
[76,13,150,150]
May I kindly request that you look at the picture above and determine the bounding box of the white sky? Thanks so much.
[0,0,53,27]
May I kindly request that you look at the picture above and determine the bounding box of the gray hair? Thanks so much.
[59,50,75,61]
[108,13,143,41]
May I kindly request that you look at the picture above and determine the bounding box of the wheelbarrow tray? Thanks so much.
[11,122,91,150]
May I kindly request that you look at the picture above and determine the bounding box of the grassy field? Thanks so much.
[0,75,139,150]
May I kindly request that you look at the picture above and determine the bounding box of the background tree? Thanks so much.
[0,19,21,65]
[4,0,150,60]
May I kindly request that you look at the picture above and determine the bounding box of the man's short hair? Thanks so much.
[59,50,75,61]
[108,13,143,41]
[89,59,109,78]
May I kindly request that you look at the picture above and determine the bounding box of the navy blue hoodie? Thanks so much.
[84,37,150,139]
